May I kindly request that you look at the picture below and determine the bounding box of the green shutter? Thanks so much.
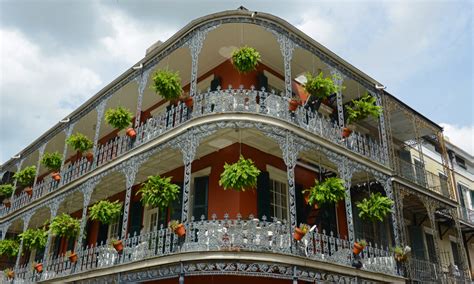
[257,171,270,220]
[409,225,426,260]
[193,176,209,220]
[129,200,143,235]
[295,183,306,226]
[97,223,109,245]
[170,183,183,221]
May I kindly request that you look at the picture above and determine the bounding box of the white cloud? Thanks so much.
[440,123,474,156]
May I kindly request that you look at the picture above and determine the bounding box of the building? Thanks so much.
[0,7,470,283]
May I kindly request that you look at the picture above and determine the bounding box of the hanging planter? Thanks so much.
[219,155,261,192]
[0,184,14,199]
[353,239,367,255]
[66,133,94,161]
[41,152,62,181]
[169,220,186,237]
[0,239,20,258]
[137,175,180,212]
[152,70,182,101]
[344,93,383,137]
[111,239,123,253]
[89,200,122,225]
[231,46,261,73]
[19,228,48,252]
[356,192,394,222]
[303,72,343,100]
[293,224,309,241]
[13,166,36,188]
[393,246,411,262]
[105,107,136,138]
[303,177,346,207]
[50,213,80,239]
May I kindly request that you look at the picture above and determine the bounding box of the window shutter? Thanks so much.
[256,72,268,91]
[295,183,306,226]
[470,190,474,209]
[193,176,209,220]
[210,76,221,91]
[451,241,461,266]
[257,171,270,220]
[170,183,183,221]
[129,200,143,236]
[409,225,426,260]
[457,184,466,208]
[425,233,438,264]
[97,222,109,245]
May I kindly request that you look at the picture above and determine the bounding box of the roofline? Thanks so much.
[0,8,434,170]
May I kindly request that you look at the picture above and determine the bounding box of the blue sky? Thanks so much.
[0,0,472,163]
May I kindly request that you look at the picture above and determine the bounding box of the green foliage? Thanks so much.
[137,175,180,212]
[50,213,80,239]
[304,72,343,99]
[231,46,261,73]
[13,166,37,186]
[66,133,93,153]
[298,224,310,234]
[219,155,261,191]
[0,184,14,197]
[19,228,48,251]
[358,239,367,247]
[169,220,181,230]
[89,200,122,225]
[0,239,19,257]
[41,152,62,171]
[303,177,347,206]
[105,107,133,130]
[356,192,394,222]
[345,93,383,124]
[152,70,182,100]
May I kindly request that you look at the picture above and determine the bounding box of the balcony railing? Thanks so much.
[12,216,398,282]
[396,157,451,199]
[459,207,474,224]
[0,88,386,218]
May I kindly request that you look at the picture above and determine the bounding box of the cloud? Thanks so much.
[440,123,474,156]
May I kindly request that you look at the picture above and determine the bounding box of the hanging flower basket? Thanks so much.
[231,46,261,73]
[356,192,394,223]
[219,155,260,192]
[105,107,134,134]
[152,70,183,101]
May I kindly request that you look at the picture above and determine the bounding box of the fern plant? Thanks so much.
[66,133,93,153]
[19,228,48,251]
[231,46,261,73]
[346,93,382,124]
[89,200,122,225]
[219,155,261,191]
[303,177,347,206]
[356,192,394,222]
[41,152,62,172]
[13,166,36,186]
[0,184,14,197]
[50,213,80,239]
[137,175,180,212]
[0,239,19,258]
[105,107,133,130]
[152,70,182,100]
[304,72,343,99]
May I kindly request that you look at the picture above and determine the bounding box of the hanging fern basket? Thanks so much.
[356,192,393,222]
[231,46,261,73]
[219,155,261,192]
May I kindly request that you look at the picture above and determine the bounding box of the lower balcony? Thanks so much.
[11,217,403,283]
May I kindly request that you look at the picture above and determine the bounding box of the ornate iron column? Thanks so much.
[422,197,442,265]
[120,157,142,239]
[41,197,62,269]
[451,208,470,280]
[330,68,345,130]
[374,91,390,166]
[15,211,33,267]
[275,34,296,99]
[134,68,153,126]
[341,159,356,243]
[92,99,109,168]
[59,123,76,180]
[32,144,47,188]
[77,179,97,249]
[374,175,400,246]
[0,221,12,240]
[10,159,25,200]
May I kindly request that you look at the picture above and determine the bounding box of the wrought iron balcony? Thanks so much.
[396,157,451,199]
[408,257,466,283]
[12,216,399,282]
[0,88,386,218]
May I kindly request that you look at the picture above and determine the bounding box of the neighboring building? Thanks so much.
[0,7,470,283]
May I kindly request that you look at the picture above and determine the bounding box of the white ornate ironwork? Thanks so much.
[329,67,345,130]
[15,211,33,267]
[59,122,76,176]
[134,67,154,126]
[92,99,108,167]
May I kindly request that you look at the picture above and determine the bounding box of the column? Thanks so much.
[330,68,345,130]
[32,144,47,188]
[76,180,96,249]
[134,68,153,127]
[15,212,33,267]
[374,91,390,166]
[451,208,470,280]
[379,176,400,246]
[0,222,11,240]
[92,99,108,168]
[423,198,442,265]
[275,34,295,99]
[10,159,25,200]
[42,198,62,268]
[340,159,355,243]
[120,159,140,239]
[59,123,75,183]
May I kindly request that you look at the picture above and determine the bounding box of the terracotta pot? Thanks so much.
[293,228,306,241]
[289,99,299,111]
[126,128,137,139]
[23,186,33,197]
[6,270,14,279]
[183,97,193,108]
[69,252,78,263]
[34,263,43,273]
[85,152,94,163]
[113,240,123,252]
[3,199,11,208]
[174,224,186,237]
[342,127,353,138]
[395,253,407,262]
[51,172,61,182]
[353,242,364,255]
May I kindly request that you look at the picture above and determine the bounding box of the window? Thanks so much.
[414,159,426,187]
[425,232,438,264]
[439,173,449,197]
[455,155,466,169]
[269,179,288,221]
[108,218,120,239]
[450,240,461,267]
[144,207,161,233]
[457,183,467,208]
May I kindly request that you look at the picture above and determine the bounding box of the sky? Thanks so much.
[0,0,473,163]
